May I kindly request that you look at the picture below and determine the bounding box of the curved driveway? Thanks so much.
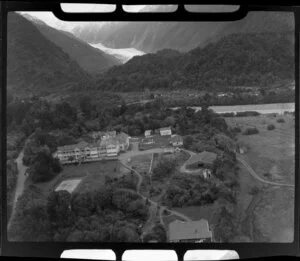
[236,155,294,188]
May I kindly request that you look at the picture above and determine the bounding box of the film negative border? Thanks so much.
[1,2,299,260]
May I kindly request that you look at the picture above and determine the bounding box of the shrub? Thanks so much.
[243,127,259,135]
[267,124,275,130]
[152,157,176,180]
[277,118,285,123]
[232,127,241,133]
[249,186,260,195]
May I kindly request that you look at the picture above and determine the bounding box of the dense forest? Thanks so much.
[96,32,294,92]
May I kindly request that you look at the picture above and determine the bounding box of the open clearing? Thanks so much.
[226,114,295,242]
[173,203,219,225]
[33,160,122,195]
[226,114,295,183]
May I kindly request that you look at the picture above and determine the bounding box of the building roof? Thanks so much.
[170,134,183,143]
[186,151,217,166]
[116,132,129,144]
[145,130,152,134]
[90,140,105,149]
[57,141,89,152]
[160,126,171,132]
[100,137,119,147]
[169,219,212,241]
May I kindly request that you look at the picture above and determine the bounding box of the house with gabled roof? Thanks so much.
[54,141,90,163]
[160,126,172,136]
[168,219,212,242]
[185,151,217,169]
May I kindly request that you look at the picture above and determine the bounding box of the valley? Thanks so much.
[5,10,296,244]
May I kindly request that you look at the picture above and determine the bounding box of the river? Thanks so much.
[172,102,295,115]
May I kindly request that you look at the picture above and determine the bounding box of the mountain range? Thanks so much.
[22,13,121,74]
[70,9,294,53]
[7,10,295,98]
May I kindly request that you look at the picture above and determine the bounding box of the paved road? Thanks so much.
[8,150,28,229]
[236,155,295,188]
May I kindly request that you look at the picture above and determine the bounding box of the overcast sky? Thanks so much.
[20,4,238,32]
[20,4,146,31]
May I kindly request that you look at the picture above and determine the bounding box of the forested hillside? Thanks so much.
[7,13,91,97]
[22,13,121,74]
[96,32,294,92]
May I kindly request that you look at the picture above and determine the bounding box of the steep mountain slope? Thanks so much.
[71,10,293,53]
[96,32,294,91]
[7,13,91,97]
[22,14,121,74]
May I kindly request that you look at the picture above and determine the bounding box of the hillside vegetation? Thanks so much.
[96,32,294,92]
[7,13,91,97]
[23,13,121,74]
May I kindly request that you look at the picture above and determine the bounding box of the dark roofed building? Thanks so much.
[186,151,217,169]
[169,219,212,242]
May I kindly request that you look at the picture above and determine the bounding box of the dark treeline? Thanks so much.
[163,89,295,108]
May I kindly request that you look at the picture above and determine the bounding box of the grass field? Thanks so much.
[173,203,219,225]
[226,114,295,242]
[253,186,294,242]
[33,160,122,195]
[226,114,295,183]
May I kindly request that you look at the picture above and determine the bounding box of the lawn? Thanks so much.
[173,203,219,225]
[32,160,122,195]
[253,186,294,242]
